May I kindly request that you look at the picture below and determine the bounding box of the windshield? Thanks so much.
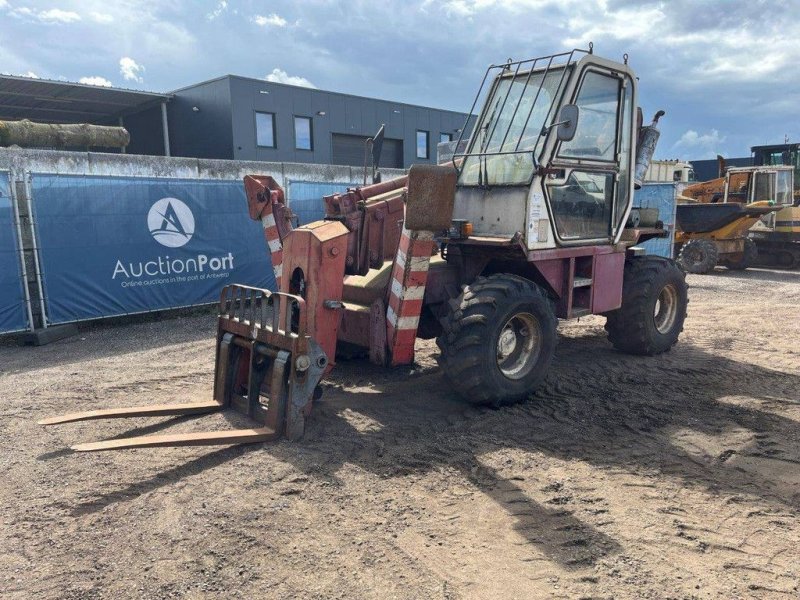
[459,66,568,186]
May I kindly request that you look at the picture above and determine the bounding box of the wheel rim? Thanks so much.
[496,312,542,380]
[685,246,704,266]
[653,284,678,334]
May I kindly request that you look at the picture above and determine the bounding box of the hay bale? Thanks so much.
[0,119,130,148]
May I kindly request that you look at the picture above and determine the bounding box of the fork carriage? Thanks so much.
[39,285,326,450]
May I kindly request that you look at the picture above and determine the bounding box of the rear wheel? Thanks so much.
[437,274,557,406]
[677,238,718,274]
[605,257,688,355]
[722,238,757,270]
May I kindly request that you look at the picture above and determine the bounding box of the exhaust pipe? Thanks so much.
[633,110,665,190]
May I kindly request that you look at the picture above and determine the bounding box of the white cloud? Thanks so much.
[265,68,316,88]
[565,6,666,45]
[119,57,144,82]
[23,71,39,78]
[672,129,726,159]
[438,0,564,17]
[207,1,227,20]
[674,129,724,148]
[253,13,287,27]
[89,12,114,24]
[79,76,112,87]
[11,7,81,23]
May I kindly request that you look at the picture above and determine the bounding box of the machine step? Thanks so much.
[71,427,278,452]
[38,400,223,426]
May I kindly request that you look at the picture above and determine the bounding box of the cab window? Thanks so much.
[559,71,620,162]
[548,171,614,239]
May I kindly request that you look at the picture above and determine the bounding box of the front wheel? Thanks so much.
[677,238,718,274]
[436,274,557,406]
[605,257,688,356]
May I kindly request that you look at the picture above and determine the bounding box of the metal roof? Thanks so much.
[0,74,172,124]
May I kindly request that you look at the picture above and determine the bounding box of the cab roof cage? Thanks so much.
[452,47,592,177]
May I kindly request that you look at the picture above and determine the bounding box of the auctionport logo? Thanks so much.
[147,197,195,248]
[112,196,234,286]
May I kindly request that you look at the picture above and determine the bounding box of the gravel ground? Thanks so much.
[1,267,798,599]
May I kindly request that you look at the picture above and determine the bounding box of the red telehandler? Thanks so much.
[41,48,688,450]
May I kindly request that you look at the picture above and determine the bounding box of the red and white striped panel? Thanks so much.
[386,226,436,366]
[261,211,284,288]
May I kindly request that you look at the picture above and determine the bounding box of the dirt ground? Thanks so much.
[1,267,798,600]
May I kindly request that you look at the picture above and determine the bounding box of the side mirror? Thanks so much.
[556,104,579,142]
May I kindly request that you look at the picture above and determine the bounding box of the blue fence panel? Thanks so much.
[31,174,274,324]
[0,172,28,333]
[287,180,357,225]
[633,183,677,258]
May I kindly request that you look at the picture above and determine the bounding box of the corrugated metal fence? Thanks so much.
[0,173,357,334]
[0,170,29,333]
[0,173,679,335]
[286,180,357,225]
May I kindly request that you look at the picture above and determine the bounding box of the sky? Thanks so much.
[0,0,797,160]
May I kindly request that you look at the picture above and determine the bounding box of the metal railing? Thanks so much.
[453,47,591,179]
[218,284,306,337]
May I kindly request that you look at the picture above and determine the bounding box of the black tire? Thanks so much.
[722,238,757,270]
[605,257,688,356]
[777,249,800,269]
[436,274,557,406]
[677,239,718,274]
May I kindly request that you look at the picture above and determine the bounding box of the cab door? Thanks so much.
[544,69,635,244]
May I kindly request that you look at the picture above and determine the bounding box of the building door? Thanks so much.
[331,133,403,168]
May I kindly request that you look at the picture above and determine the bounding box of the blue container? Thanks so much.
[632,183,677,258]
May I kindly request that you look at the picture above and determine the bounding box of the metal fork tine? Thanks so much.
[38,400,223,425]
[71,427,279,452]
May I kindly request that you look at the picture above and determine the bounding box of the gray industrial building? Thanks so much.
[0,73,472,168]
[690,156,753,181]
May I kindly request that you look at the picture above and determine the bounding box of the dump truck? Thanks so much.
[41,48,689,451]
[675,166,792,273]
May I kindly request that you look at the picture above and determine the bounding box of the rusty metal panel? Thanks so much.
[591,252,625,313]
[280,221,349,372]
[404,164,456,231]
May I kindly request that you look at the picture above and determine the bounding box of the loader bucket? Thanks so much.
[39,284,327,451]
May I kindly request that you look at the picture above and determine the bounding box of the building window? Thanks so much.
[439,132,453,144]
[294,116,313,150]
[255,111,276,148]
[416,130,429,159]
